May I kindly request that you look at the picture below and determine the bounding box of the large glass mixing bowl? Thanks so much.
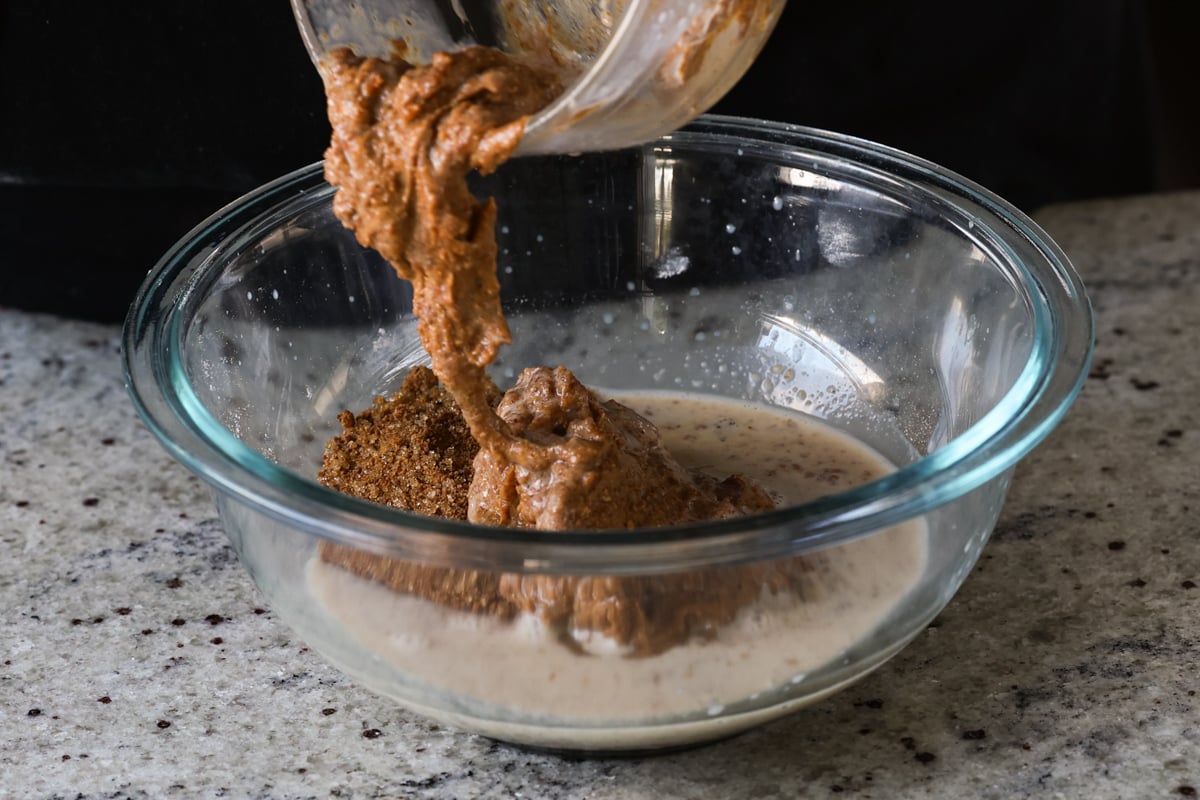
[123,117,1092,752]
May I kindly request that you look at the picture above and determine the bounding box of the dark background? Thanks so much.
[1,1,1196,323]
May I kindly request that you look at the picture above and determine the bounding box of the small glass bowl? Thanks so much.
[291,0,786,155]
[123,117,1092,752]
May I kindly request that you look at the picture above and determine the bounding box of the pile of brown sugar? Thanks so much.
[317,365,498,520]
[316,44,799,655]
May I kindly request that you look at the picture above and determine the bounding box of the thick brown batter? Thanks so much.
[319,45,789,654]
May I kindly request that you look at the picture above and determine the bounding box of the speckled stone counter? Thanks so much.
[2,191,1198,799]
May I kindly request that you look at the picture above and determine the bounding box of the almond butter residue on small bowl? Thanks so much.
[317,45,804,656]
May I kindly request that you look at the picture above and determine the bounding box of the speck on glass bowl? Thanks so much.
[123,116,1092,753]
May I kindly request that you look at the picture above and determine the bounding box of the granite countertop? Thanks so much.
[2,191,1198,799]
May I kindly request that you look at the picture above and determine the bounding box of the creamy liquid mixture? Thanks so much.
[308,392,926,724]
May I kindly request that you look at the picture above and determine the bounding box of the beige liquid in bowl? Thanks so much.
[307,392,926,743]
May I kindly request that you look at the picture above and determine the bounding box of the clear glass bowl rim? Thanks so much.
[122,115,1094,573]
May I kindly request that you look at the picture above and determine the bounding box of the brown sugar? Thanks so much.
[317,365,496,519]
